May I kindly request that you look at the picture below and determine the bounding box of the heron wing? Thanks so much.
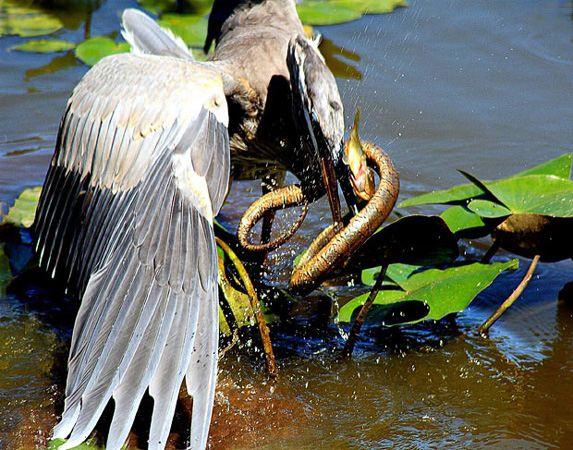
[121,8,195,61]
[34,53,229,450]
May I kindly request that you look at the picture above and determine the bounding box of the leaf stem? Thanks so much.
[342,263,389,358]
[215,237,278,378]
[479,254,540,334]
[481,239,500,263]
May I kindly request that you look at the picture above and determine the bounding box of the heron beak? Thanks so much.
[342,109,375,205]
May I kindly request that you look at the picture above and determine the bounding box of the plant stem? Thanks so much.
[216,237,278,377]
[481,239,500,263]
[342,263,388,358]
[479,254,540,334]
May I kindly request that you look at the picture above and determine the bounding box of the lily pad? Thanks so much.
[440,205,489,238]
[296,1,363,26]
[361,262,419,287]
[338,260,518,326]
[137,0,177,14]
[1,187,41,229]
[400,153,573,208]
[74,37,130,66]
[0,2,63,37]
[333,0,407,15]
[347,215,459,271]
[478,175,573,218]
[158,14,208,48]
[467,199,511,218]
[10,39,75,53]
[47,439,101,449]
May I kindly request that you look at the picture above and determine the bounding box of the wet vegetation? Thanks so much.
[1,0,573,448]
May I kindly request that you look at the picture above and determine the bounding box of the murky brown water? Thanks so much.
[1,0,573,448]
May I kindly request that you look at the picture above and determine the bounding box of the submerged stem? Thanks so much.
[342,263,389,358]
[481,239,500,263]
[216,237,278,378]
[479,254,540,334]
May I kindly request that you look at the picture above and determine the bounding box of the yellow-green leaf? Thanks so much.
[11,39,75,53]
[74,37,130,66]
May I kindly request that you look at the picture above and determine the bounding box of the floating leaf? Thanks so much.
[74,37,129,66]
[1,187,41,229]
[347,215,459,271]
[361,262,419,287]
[467,199,511,218]
[440,205,490,238]
[400,153,573,208]
[0,2,63,37]
[10,39,75,53]
[296,1,363,26]
[47,439,101,449]
[339,260,518,326]
[158,14,208,48]
[137,0,177,14]
[478,175,573,218]
[519,153,572,179]
[333,0,406,15]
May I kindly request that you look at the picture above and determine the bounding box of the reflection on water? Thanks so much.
[320,37,362,80]
[1,0,573,448]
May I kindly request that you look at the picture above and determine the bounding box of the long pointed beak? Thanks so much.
[319,145,343,224]
[296,93,343,224]
[335,155,360,216]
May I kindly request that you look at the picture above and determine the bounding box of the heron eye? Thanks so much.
[330,101,341,111]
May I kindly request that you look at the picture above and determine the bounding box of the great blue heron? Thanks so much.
[33,2,396,449]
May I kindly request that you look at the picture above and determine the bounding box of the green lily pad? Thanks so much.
[1,187,41,229]
[158,14,208,48]
[10,39,75,53]
[361,262,419,287]
[339,260,518,326]
[400,153,573,208]
[347,215,459,271]
[47,439,101,449]
[518,153,573,179]
[0,2,63,37]
[333,0,407,14]
[478,175,573,218]
[296,1,363,26]
[74,37,130,66]
[137,0,177,14]
[440,205,489,237]
[467,199,511,218]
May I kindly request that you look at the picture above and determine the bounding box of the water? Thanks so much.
[1,0,573,448]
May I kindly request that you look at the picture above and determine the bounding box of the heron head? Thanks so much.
[342,109,375,202]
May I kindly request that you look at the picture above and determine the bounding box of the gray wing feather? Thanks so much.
[185,280,219,450]
[37,54,229,450]
[122,8,195,60]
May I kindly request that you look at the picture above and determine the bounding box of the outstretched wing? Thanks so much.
[34,53,230,450]
[121,8,195,60]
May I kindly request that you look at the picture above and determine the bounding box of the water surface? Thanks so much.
[1,0,573,448]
